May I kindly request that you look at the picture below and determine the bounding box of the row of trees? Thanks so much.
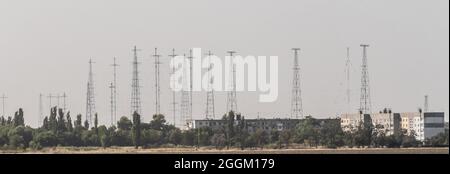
[0,108,448,150]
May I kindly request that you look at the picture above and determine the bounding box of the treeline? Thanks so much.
[0,108,448,150]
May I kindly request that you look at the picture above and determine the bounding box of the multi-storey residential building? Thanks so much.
[399,112,421,135]
[341,112,398,135]
[340,113,362,131]
[341,111,445,142]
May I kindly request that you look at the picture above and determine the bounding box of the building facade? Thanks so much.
[190,117,340,134]
[422,112,445,141]
[341,111,445,142]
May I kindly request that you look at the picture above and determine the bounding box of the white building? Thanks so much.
[340,112,397,135]
[399,112,422,136]
[342,111,445,142]
[340,113,362,132]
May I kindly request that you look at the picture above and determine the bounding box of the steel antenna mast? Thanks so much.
[359,44,372,115]
[291,48,303,119]
[168,49,178,126]
[205,51,215,119]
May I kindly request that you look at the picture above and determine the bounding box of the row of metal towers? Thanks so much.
[81,44,376,127]
[78,44,402,127]
[290,44,374,118]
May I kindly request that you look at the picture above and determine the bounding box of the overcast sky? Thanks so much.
[0,0,448,127]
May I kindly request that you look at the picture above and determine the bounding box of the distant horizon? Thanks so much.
[1,0,448,127]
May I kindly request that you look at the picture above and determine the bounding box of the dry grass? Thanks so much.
[2,147,448,154]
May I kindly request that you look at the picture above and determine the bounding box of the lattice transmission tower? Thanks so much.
[131,46,142,116]
[205,51,215,119]
[291,48,303,119]
[345,47,351,114]
[153,48,162,115]
[169,49,178,126]
[86,58,96,125]
[359,44,372,115]
[226,51,237,113]
[180,53,191,128]
[110,57,119,125]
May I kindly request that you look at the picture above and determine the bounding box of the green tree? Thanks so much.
[66,112,73,132]
[252,128,268,149]
[117,116,132,131]
[6,116,12,125]
[181,130,195,146]
[33,131,58,147]
[84,120,90,130]
[0,126,8,146]
[0,116,5,126]
[48,107,58,133]
[210,133,226,149]
[426,130,449,147]
[7,126,32,148]
[223,111,236,149]
[295,116,318,147]
[372,124,386,148]
[94,113,99,135]
[280,130,293,148]
[362,116,374,147]
[100,134,111,148]
[8,135,24,149]
[168,128,182,145]
[13,108,25,127]
[81,129,100,146]
[320,120,344,148]
[57,108,66,133]
[149,114,167,131]
[269,129,280,147]
[132,111,141,149]
[111,129,132,146]
[235,115,248,150]
[42,117,49,130]
[197,127,213,147]
[74,114,82,128]
[141,129,162,146]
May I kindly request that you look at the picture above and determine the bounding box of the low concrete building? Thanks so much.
[190,117,340,134]
[340,113,362,131]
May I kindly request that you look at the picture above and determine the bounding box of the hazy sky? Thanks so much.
[0,0,448,127]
